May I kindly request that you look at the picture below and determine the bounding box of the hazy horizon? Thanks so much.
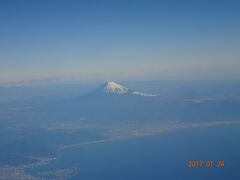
[1,0,240,83]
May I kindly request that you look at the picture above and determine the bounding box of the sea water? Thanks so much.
[32,124,240,180]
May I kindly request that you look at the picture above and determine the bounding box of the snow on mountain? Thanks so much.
[96,81,156,96]
[101,81,129,94]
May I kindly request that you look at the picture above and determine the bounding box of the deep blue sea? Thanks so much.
[34,124,240,180]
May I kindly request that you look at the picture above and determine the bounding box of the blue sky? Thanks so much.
[0,0,240,83]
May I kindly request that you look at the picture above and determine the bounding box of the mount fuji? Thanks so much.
[93,81,156,96]
[39,81,161,125]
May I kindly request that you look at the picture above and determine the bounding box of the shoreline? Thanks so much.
[16,120,240,179]
[59,120,240,151]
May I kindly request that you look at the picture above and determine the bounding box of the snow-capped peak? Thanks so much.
[95,81,157,97]
[101,81,129,94]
